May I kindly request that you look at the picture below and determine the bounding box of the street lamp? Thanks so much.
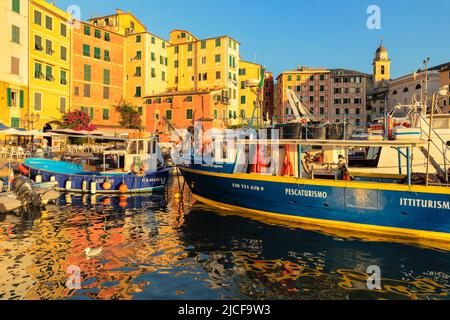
[24,112,41,130]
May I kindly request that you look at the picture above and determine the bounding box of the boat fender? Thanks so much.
[90,177,97,194]
[103,179,111,190]
[65,177,72,191]
[82,179,87,193]
[50,175,56,182]
[119,179,128,194]
[35,171,42,184]
[19,164,29,175]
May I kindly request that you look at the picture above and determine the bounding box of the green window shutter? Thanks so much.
[90,107,94,120]
[166,110,172,120]
[84,25,90,36]
[94,47,101,59]
[104,69,110,85]
[241,96,246,104]
[83,44,90,56]
[104,50,110,61]
[11,117,20,128]
[12,0,20,14]
[19,90,24,108]
[12,25,20,44]
[186,109,193,120]
[94,29,101,38]
[84,65,91,81]
[138,107,143,115]
[7,88,12,107]
[103,108,109,120]
[105,32,110,41]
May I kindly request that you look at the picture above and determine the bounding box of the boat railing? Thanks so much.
[417,113,450,182]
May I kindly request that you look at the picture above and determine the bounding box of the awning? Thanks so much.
[94,125,140,136]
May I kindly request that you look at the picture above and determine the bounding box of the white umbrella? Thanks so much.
[0,128,25,135]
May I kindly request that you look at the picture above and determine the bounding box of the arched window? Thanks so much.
[381,66,385,75]
[403,87,409,93]
[392,90,398,95]
[415,84,422,90]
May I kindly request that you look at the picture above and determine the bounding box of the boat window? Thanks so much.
[138,140,145,154]
[148,140,156,154]
[447,141,450,147]
[128,141,137,154]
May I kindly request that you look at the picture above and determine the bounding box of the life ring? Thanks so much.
[130,162,140,174]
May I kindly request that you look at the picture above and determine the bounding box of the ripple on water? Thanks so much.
[0,179,450,300]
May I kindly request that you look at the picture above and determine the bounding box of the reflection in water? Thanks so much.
[0,177,449,300]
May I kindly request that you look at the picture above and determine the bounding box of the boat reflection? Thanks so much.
[179,203,450,300]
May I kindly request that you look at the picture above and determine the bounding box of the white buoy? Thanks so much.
[90,180,97,194]
[65,177,72,190]
[35,171,42,183]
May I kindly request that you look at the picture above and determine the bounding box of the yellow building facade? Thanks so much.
[89,10,169,129]
[167,30,240,125]
[0,0,29,128]
[238,61,263,125]
[29,0,71,130]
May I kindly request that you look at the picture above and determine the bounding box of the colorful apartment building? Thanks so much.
[0,0,28,128]
[238,61,264,126]
[330,69,368,129]
[71,21,125,133]
[167,30,240,125]
[263,72,275,120]
[124,32,169,129]
[144,90,229,142]
[276,67,331,123]
[89,10,169,129]
[29,0,71,131]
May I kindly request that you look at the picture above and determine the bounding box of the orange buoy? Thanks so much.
[103,179,111,190]
[119,183,128,194]
[102,197,111,205]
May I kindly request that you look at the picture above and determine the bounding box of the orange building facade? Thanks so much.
[71,21,125,132]
[144,90,229,142]
[276,67,331,123]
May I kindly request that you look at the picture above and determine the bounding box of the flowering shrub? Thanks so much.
[114,99,143,129]
[61,111,97,131]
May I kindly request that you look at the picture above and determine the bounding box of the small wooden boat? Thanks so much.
[21,136,170,194]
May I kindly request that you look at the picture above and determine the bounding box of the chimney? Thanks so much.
[116,9,123,14]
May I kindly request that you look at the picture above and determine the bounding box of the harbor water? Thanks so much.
[1,177,450,300]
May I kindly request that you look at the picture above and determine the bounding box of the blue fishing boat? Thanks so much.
[178,133,450,244]
[21,136,169,194]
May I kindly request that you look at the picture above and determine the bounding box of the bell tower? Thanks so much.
[373,42,391,88]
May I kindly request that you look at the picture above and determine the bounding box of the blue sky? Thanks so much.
[56,0,450,78]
